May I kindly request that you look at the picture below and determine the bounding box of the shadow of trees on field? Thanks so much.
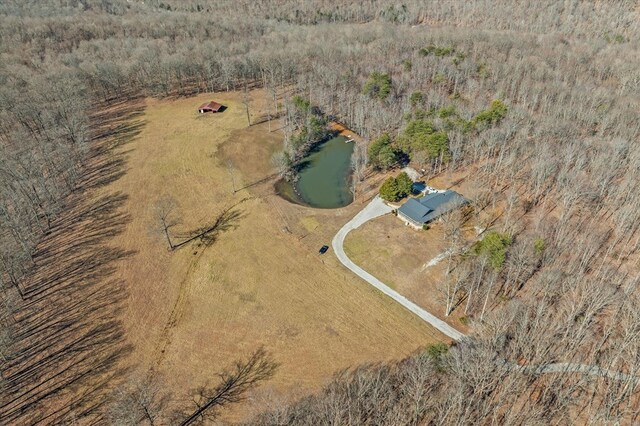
[0,100,144,424]
[172,207,245,250]
[233,172,279,193]
[168,196,254,254]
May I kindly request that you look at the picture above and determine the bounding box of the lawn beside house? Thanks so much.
[343,213,473,332]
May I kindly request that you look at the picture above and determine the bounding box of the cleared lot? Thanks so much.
[344,212,472,332]
[101,91,445,420]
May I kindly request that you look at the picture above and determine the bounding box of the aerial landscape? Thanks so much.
[1,1,639,424]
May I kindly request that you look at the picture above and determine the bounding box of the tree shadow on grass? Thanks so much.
[0,100,144,424]
[172,206,247,251]
[233,173,280,193]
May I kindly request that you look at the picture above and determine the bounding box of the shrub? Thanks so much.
[410,91,423,108]
[423,131,450,160]
[476,63,489,79]
[425,342,449,371]
[379,172,413,202]
[604,32,626,44]
[368,134,391,159]
[397,119,450,162]
[452,52,466,65]
[379,176,401,202]
[419,44,454,57]
[437,105,457,119]
[473,99,508,127]
[473,231,513,269]
[363,72,392,100]
[395,172,414,196]
[396,119,434,153]
[292,95,311,113]
[426,342,448,360]
[377,145,399,170]
[368,134,398,170]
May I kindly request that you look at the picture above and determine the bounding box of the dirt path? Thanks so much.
[421,249,454,271]
[153,243,207,366]
[152,199,252,367]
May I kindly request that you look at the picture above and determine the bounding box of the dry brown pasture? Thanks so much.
[99,90,446,420]
[343,213,473,332]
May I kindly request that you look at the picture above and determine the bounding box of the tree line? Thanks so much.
[1,0,640,423]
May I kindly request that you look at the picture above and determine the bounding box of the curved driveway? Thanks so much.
[332,196,464,341]
[332,196,639,384]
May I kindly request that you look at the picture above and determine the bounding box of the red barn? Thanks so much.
[198,101,224,113]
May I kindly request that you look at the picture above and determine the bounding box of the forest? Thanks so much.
[1,0,640,424]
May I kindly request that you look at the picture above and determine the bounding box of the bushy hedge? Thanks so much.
[380,172,413,202]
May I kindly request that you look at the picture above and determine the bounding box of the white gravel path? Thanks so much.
[421,249,454,271]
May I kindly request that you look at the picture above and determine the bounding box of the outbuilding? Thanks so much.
[198,101,224,113]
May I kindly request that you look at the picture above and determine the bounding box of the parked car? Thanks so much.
[319,245,329,254]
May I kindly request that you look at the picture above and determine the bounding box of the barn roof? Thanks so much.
[199,101,223,110]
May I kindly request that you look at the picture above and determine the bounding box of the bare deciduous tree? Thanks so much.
[154,196,180,250]
[108,375,167,426]
[350,141,367,200]
[179,348,278,425]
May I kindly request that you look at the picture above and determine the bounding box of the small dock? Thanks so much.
[329,122,363,143]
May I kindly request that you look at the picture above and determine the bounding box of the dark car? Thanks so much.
[319,245,329,254]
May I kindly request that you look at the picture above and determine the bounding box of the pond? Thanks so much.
[276,135,355,209]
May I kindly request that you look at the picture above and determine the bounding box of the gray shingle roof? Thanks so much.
[398,198,431,223]
[398,190,468,225]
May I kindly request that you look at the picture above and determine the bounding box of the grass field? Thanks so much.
[99,91,446,420]
[343,209,475,333]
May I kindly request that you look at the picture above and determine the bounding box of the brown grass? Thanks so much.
[99,90,446,421]
[343,211,474,333]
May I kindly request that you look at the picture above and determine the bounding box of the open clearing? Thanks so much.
[100,91,445,420]
[344,213,472,331]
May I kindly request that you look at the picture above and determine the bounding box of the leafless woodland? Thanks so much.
[1,0,640,423]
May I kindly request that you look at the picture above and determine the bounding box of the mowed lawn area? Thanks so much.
[99,91,446,420]
[344,213,473,332]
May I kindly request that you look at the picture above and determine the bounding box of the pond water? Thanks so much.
[276,135,355,209]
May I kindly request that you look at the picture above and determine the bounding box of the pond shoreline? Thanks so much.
[276,135,355,209]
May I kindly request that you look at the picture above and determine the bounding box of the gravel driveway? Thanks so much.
[332,196,465,341]
[331,196,637,382]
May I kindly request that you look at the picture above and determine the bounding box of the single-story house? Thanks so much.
[397,190,468,228]
[198,101,224,113]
